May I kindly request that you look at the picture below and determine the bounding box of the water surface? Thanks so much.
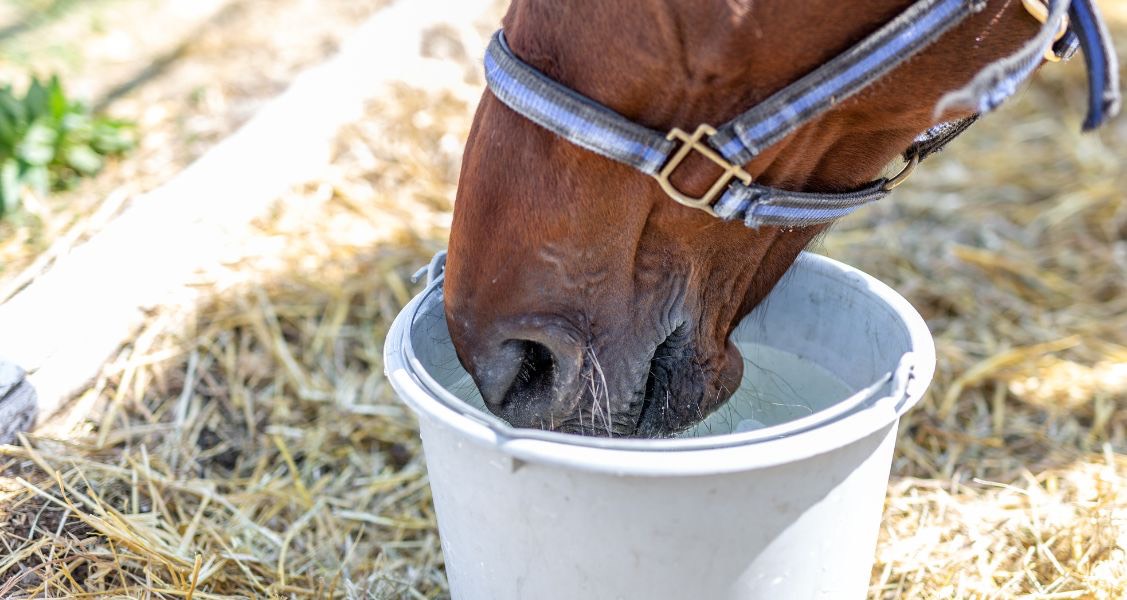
[442,341,853,438]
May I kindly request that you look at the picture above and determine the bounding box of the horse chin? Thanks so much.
[549,342,740,438]
[632,335,744,439]
[631,368,715,439]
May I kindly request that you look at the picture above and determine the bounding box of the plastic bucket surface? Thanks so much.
[384,252,935,600]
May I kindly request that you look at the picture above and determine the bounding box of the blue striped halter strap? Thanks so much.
[482,0,1119,229]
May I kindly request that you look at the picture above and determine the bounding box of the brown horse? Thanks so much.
[442,0,1093,437]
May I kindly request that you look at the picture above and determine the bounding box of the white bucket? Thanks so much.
[384,252,935,600]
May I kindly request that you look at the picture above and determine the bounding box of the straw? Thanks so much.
[0,85,463,598]
[824,26,1127,596]
[2,9,1126,598]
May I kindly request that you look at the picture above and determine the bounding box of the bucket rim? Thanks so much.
[384,252,936,475]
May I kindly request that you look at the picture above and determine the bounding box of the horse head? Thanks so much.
[443,0,1117,436]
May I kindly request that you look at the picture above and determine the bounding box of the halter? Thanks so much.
[483,0,1119,229]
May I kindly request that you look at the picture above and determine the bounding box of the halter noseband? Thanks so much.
[483,0,1119,229]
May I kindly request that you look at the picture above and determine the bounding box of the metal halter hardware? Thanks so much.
[482,0,1118,228]
[1023,0,1072,62]
[655,125,753,216]
[882,154,921,191]
[656,127,920,212]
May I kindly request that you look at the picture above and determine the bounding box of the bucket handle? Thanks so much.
[881,351,918,417]
[412,251,447,286]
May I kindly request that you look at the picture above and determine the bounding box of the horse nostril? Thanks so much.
[506,340,556,405]
[470,333,583,428]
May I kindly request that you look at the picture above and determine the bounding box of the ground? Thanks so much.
[0,0,387,296]
[1,1,1126,598]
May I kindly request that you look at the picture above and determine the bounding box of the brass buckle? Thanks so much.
[1021,0,1069,63]
[654,124,752,216]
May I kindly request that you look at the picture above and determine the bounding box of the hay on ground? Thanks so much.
[2,10,1126,599]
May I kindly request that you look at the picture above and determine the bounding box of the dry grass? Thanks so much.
[1,6,1126,599]
[0,84,464,598]
[824,21,1127,596]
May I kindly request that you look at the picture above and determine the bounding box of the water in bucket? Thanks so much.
[442,340,850,438]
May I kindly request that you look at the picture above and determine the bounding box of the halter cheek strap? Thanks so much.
[483,0,1118,229]
[485,33,895,228]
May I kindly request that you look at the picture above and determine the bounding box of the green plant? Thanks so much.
[0,75,135,218]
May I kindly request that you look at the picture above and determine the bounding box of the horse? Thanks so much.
[442,0,1118,437]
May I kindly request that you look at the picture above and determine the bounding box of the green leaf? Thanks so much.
[0,158,20,217]
[47,75,69,120]
[0,91,26,128]
[24,77,49,122]
[64,144,103,175]
[60,108,87,126]
[0,74,139,206]
[0,109,15,150]
[22,164,49,195]
[15,120,56,166]
[60,111,93,142]
[91,122,134,154]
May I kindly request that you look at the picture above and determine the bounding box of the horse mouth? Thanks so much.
[634,324,694,438]
[635,374,666,437]
[551,327,692,438]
